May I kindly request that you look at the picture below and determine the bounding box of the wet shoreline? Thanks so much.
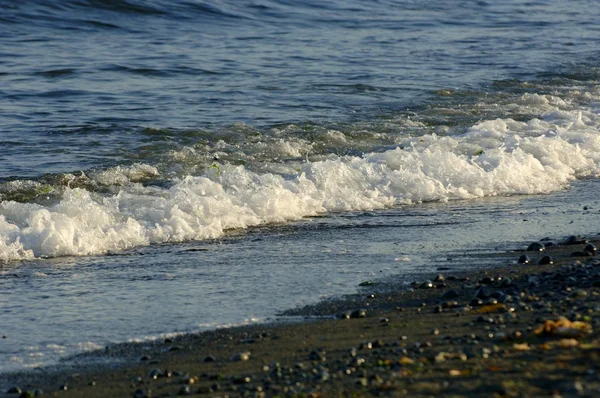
[2,234,600,397]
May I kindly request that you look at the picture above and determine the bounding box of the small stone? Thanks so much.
[563,235,588,245]
[133,388,151,398]
[441,289,460,299]
[584,243,597,255]
[527,242,545,252]
[538,255,554,265]
[231,352,251,361]
[308,350,326,361]
[19,391,34,398]
[470,299,483,307]
[203,355,216,362]
[419,281,434,289]
[148,369,162,380]
[139,355,151,362]
[178,386,191,395]
[6,387,22,395]
[518,255,530,264]
[350,309,367,318]
[58,385,67,391]
[433,274,445,282]
[475,286,492,299]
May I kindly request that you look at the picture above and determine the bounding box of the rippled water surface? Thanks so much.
[1,0,599,373]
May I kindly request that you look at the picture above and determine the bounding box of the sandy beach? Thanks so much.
[2,234,600,398]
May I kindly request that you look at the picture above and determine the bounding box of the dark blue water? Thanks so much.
[2,0,598,177]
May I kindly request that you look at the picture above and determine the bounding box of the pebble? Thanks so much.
[419,281,434,289]
[350,309,367,318]
[148,368,162,380]
[527,242,545,252]
[563,235,588,245]
[441,289,459,299]
[538,255,554,265]
[231,351,251,361]
[584,243,597,255]
[132,388,151,398]
[518,255,531,264]
[6,387,22,395]
[203,355,217,362]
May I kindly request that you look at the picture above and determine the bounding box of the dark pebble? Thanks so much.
[527,242,545,252]
[6,387,22,395]
[475,286,492,299]
[148,368,162,380]
[518,255,530,264]
[441,289,460,299]
[178,386,191,395]
[358,281,374,286]
[538,255,554,265]
[563,235,588,245]
[499,278,515,288]
[19,392,34,398]
[139,355,151,362]
[58,385,67,391]
[350,309,367,318]
[584,243,597,255]
[442,301,459,309]
[203,355,217,362]
[419,281,434,289]
[433,274,445,282]
[470,299,483,307]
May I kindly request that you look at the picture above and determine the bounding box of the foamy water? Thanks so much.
[1,92,599,262]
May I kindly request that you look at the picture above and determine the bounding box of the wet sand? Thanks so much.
[2,235,600,397]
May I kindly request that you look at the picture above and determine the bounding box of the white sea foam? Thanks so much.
[1,94,598,261]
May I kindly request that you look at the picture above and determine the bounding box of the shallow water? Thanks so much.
[1,0,600,373]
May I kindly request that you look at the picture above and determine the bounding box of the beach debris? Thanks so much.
[527,242,545,252]
[399,356,415,365]
[512,342,531,351]
[534,316,592,338]
[477,303,506,314]
[231,351,251,361]
[518,255,530,264]
[538,255,554,265]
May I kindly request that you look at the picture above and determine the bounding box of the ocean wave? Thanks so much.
[1,93,599,262]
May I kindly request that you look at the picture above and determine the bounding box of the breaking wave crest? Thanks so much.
[1,92,599,262]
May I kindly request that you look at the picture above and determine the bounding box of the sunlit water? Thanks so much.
[1,0,600,373]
